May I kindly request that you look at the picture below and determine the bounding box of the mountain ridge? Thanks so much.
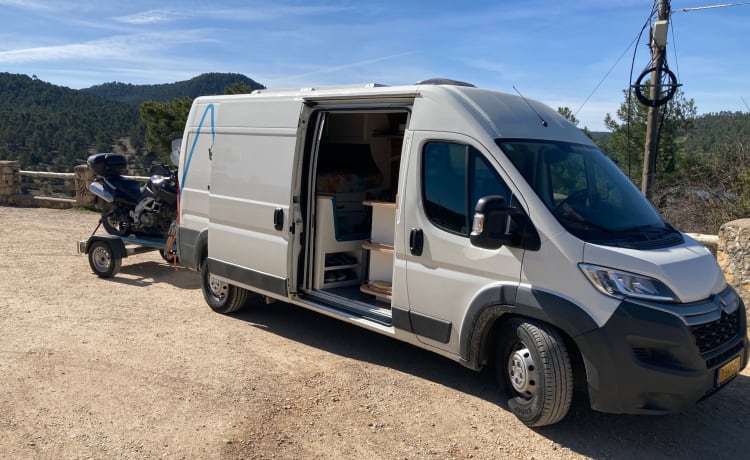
[81,72,265,105]
[0,72,262,171]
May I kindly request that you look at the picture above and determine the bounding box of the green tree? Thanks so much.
[139,81,259,162]
[557,106,593,139]
[656,140,750,234]
[557,106,579,125]
[600,87,696,186]
[224,81,255,95]
[139,96,193,161]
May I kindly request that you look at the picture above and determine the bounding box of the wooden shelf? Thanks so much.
[323,263,359,271]
[362,240,394,254]
[360,282,392,301]
[363,200,397,209]
[360,198,396,304]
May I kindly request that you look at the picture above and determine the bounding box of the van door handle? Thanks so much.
[273,208,284,231]
[409,228,424,256]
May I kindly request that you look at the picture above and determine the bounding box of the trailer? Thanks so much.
[78,224,177,278]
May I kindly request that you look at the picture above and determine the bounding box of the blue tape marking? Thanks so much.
[180,103,215,196]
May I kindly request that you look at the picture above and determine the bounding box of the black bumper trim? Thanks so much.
[576,286,748,414]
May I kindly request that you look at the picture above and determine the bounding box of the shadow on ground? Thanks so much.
[232,299,750,460]
[106,260,201,290]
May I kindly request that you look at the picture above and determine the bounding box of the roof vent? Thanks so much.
[415,78,476,88]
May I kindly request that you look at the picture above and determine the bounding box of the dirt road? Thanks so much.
[0,206,748,459]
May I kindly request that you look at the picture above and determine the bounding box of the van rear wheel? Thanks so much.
[200,258,248,314]
[496,318,573,427]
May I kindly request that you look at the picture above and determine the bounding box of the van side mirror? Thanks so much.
[470,195,514,249]
[170,138,182,167]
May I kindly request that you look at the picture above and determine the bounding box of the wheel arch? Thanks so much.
[85,235,127,258]
[175,225,208,270]
[190,228,209,270]
[460,285,599,374]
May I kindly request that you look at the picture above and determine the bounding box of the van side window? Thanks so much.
[422,142,511,236]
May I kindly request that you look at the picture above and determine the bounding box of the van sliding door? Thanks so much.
[207,98,304,298]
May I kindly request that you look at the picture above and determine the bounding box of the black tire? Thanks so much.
[101,210,131,237]
[200,258,248,314]
[495,318,573,427]
[87,241,122,278]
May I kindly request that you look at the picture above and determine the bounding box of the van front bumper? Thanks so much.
[575,286,748,414]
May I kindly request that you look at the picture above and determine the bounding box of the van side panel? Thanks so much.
[178,102,216,269]
[208,98,303,296]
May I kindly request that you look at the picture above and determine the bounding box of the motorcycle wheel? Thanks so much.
[102,211,132,237]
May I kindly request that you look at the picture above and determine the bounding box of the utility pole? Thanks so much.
[641,0,671,200]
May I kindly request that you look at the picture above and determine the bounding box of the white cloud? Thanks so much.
[280,52,416,82]
[0,31,217,65]
[115,9,181,25]
[0,0,55,11]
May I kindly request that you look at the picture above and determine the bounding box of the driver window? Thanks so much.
[422,141,512,236]
[471,153,511,208]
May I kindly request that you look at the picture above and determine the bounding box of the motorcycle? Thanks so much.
[86,152,178,238]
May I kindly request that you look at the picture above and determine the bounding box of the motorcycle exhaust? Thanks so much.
[89,182,114,203]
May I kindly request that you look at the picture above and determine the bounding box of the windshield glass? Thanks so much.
[497,139,681,247]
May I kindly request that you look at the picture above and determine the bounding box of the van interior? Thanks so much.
[302,110,409,323]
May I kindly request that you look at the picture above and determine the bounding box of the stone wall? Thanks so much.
[0,160,21,201]
[0,160,92,209]
[717,219,750,335]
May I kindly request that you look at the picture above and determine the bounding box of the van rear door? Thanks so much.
[208,97,304,298]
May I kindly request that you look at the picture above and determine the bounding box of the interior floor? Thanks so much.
[325,285,391,309]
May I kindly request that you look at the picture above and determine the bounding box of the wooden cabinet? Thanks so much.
[360,200,396,301]
[313,196,363,289]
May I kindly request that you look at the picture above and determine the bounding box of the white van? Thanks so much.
[176,80,747,426]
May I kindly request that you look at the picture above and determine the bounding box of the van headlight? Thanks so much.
[578,263,678,302]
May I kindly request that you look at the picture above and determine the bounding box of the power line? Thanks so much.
[674,2,750,13]
[572,35,639,117]
[574,3,658,117]
[669,12,681,80]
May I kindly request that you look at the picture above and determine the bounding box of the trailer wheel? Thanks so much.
[88,240,122,278]
[200,258,247,314]
[495,318,573,427]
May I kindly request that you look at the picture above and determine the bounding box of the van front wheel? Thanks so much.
[496,318,573,427]
[200,258,248,314]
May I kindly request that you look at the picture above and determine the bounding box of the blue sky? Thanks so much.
[0,0,748,131]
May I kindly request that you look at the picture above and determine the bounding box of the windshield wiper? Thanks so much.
[557,213,616,234]
[617,224,671,236]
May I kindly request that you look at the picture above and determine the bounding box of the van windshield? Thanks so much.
[496,139,683,248]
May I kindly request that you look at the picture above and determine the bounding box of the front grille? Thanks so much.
[632,347,651,360]
[690,310,740,355]
[706,341,744,369]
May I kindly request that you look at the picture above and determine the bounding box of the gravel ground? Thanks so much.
[0,206,748,460]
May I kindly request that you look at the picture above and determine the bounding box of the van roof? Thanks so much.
[251,82,389,95]
[249,78,475,95]
[193,81,591,144]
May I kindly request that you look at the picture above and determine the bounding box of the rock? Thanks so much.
[717,219,750,335]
